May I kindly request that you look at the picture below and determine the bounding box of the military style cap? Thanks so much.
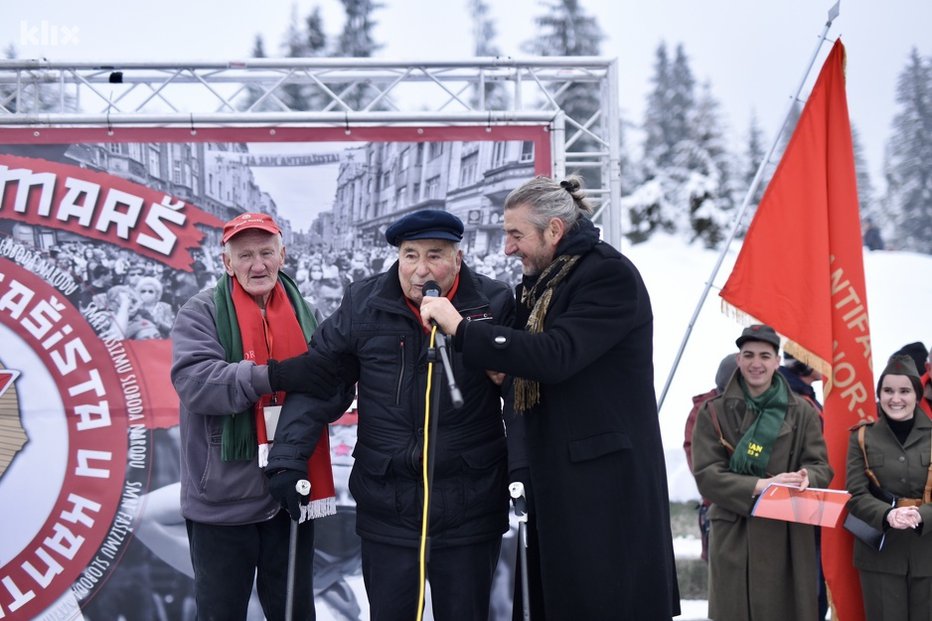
[877,353,923,398]
[385,209,464,246]
[222,212,281,244]
[735,324,781,350]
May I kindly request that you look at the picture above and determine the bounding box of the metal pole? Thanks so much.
[509,482,530,621]
[656,0,840,412]
[285,479,311,621]
[604,58,622,250]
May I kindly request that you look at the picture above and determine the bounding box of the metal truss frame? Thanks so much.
[0,56,622,246]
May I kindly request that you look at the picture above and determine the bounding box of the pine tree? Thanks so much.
[337,0,382,57]
[240,35,277,111]
[523,0,603,189]
[617,117,639,196]
[737,110,768,230]
[883,48,932,253]
[274,5,330,112]
[668,44,696,160]
[850,126,876,222]
[468,0,508,110]
[335,0,383,109]
[773,98,802,167]
[675,81,735,247]
[642,42,673,169]
[626,42,734,246]
[641,43,695,170]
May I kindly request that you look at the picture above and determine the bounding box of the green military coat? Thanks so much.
[846,409,932,575]
[692,372,833,621]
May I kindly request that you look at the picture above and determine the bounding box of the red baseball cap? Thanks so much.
[221,212,281,244]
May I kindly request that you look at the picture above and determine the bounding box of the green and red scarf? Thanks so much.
[214,272,335,519]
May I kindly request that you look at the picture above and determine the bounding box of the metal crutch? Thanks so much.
[509,481,530,621]
[285,478,311,621]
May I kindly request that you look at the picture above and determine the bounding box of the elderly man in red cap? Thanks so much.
[266,208,517,621]
[171,212,350,620]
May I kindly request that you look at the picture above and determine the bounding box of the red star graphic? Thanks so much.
[0,370,19,398]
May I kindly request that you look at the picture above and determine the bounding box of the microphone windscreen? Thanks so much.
[422,280,442,297]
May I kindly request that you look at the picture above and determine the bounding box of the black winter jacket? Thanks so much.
[269,261,515,548]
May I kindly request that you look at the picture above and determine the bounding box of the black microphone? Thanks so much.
[421,279,464,408]
[421,280,443,332]
[422,280,442,298]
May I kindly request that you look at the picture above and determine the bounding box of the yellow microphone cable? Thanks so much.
[415,325,440,621]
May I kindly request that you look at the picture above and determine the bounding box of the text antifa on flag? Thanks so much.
[720,39,873,621]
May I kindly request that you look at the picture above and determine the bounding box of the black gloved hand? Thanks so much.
[268,347,341,397]
[267,468,310,523]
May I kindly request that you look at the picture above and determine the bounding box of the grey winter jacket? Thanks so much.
[171,287,279,525]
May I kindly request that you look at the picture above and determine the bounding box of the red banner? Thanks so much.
[720,40,873,620]
[0,154,221,271]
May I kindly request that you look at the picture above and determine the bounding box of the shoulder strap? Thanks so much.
[708,399,735,457]
[925,433,932,505]
[858,425,884,489]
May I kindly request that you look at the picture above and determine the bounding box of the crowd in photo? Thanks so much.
[26,237,522,340]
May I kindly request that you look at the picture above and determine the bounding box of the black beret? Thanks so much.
[735,324,781,350]
[385,209,464,247]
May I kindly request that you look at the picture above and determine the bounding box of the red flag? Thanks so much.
[720,39,873,621]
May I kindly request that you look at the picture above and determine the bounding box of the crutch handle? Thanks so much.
[509,481,528,519]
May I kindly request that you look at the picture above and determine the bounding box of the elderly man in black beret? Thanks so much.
[266,209,516,620]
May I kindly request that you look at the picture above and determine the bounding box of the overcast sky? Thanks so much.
[5,0,930,195]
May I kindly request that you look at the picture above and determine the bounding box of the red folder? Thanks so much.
[751,483,851,527]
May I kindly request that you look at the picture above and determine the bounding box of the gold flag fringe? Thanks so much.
[720,300,833,379]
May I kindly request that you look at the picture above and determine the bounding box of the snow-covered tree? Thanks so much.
[678,81,736,247]
[468,0,508,110]
[882,48,932,253]
[734,110,768,231]
[336,0,383,109]
[772,98,802,168]
[668,45,696,159]
[337,0,381,57]
[627,43,735,246]
[273,5,330,112]
[642,42,674,169]
[617,117,639,196]
[850,125,877,224]
[240,35,278,112]
[523,0,604,189]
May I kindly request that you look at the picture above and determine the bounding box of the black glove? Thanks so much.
[267,468,310,522]
[268,347,341,396]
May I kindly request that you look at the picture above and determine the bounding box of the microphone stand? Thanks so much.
[421,327,462,566]
[428,330,464,409]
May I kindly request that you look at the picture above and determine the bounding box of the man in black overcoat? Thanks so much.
[422,176,680,620]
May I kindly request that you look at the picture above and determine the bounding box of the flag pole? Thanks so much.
[656,0,841,412]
